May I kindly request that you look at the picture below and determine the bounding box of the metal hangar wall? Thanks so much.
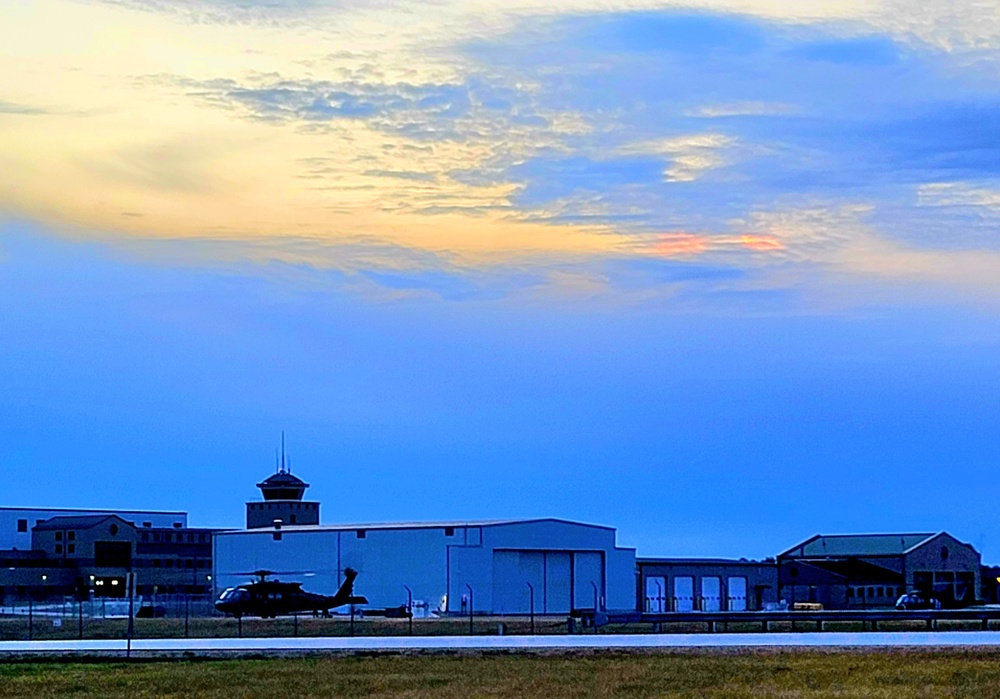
[213,518,637,614]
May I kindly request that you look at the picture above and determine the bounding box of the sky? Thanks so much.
[1,0,999,561]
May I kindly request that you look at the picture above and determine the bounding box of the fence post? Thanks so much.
[466,584,474,635]
[185,597,190,638]
[404,586,413,636]
[28,597,33,641]
[527,583,535,635]
[591,582,599,634]
[126,572,135,659]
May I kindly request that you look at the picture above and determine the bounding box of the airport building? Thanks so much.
[777,533,982,608]
[2,456,993,614]
[214,466,638,615]
[0,507,217,599]
[637,558,779,612]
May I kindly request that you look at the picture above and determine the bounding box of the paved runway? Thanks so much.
[4,632,1000,654]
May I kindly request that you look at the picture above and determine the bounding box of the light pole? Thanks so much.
[526,582,535,635]
[404,585,413,636]
[465,584,474,636]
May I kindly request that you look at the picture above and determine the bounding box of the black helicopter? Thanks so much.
[215,568,368,619]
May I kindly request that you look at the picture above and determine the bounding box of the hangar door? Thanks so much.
[492,551,603,614]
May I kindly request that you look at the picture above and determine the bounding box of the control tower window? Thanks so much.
[17,519,28,533]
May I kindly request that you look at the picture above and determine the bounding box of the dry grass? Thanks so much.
[4,615,999,641]
[0,615,571,640]
[4,650,1000,698]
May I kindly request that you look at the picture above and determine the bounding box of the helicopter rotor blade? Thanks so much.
[224,569,341,576]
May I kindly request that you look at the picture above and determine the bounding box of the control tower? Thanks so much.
[246,436,320,529]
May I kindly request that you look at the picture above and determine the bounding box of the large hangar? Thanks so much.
[214,518,637,614]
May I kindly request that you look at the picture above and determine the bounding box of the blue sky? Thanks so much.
[1,0,999,559]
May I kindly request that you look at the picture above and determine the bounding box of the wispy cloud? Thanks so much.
[918,182,1000,209]
[2,0,999,305]
[0,99,47,115]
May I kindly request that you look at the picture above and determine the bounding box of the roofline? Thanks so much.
[777,534,822,558]
[33,514,130,530]
[0,506,187,515]
[637,558,774,566]
[902,531,976,555]
[777,533,938,558]
[216,517,616,534]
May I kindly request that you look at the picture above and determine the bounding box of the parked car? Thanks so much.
[895,592,941,610]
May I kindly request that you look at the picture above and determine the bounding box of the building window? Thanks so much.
[141,532,149,542]
[68,531,75,541]
[877,587,884,597]
[153,533,161,543]
[290,515,297,524]
[941,546,950,560]
[868,587,875,598]
[67,544,75,554]
[273,532,282,542]
[55,531,63,541]
[357,529,366,539]
[445,527,455,537]
[56,544,63,554]
[109,523,119,536]
[17,519,27,533]
[847,588,854,598]
[153,559,161,568]
[173,522,182,528]
[142,522,152,528]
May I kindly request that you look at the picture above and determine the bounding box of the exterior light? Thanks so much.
[207,575,212,581]
[111,579,119,585]
[89,575,95,581]
[41,574,47,581]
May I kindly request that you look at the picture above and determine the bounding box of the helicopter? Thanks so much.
[215,567,368,619]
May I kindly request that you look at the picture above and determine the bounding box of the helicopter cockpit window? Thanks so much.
[220,587,251,602]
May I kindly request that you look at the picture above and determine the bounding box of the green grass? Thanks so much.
[4,615,1000,640]
[0,615,571,640]
[4,651,1000,698]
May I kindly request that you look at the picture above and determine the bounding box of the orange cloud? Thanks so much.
[651,233,711,257]
[739,235,785,251]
